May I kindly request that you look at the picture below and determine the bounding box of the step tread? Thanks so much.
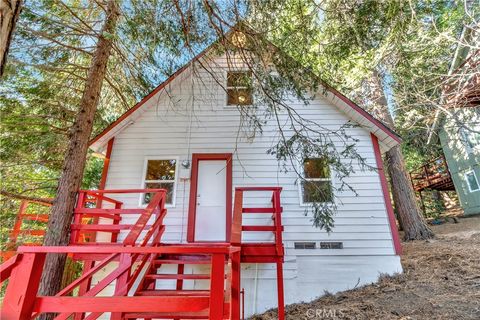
[136,290,211,296]
[153,259,211,265]
[124,312,209,319]
[146,274,210,280]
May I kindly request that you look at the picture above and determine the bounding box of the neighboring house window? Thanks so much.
[461,128,480,152]
[300,158,333,204]
[142,159,177,205]
[465,170,480,192]
[226,71,253,106]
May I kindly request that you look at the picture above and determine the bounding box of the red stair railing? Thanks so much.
[1,199,52,261]
[230,187,285,320]
[1,187,286,320]
[1,245,235,319]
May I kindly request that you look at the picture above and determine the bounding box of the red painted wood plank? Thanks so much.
[16,230,45,236]
[235,187,283,191]
[74,208,143,214]
[241,245,277,256]
[153,259,211,265]
[0,254,22,283]
[230,190,243,246]
[241,225,283,232]
[209,254,225,320]
[18,245,232,255]
[146,274,210,280]
[136,290,211,296]
[33,296,210,313]
[1,253,46,319]
[71,224,137,231]
[242,207,281,213]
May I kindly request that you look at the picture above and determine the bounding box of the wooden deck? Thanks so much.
[0,187,285,320]
[410,155,455,192]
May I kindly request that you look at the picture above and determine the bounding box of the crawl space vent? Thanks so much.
[294,242,316,249]
[320,242,343,249]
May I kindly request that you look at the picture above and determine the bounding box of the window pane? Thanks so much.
[146,160,176,180]
[227,88,253,106]
[303,158,330,179]
[466,172,479,191]
[144,182,174,205]
[227,71,252,87]
[302,180,332,203]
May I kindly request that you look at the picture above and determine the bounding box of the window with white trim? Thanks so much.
[465,170,480,192]
[300,158,333,204]
[142,159,177,205]
[226,71,253,106]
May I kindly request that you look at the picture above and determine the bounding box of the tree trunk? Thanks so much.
[370,70,434,240]
[38,1,119,318]
[0,0,23,76]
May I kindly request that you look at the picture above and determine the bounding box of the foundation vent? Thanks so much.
[294,242,316,249]
[320,242,343,249]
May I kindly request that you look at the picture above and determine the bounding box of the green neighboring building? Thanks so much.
[439,107,480,215]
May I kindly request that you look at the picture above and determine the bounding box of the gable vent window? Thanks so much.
[294,242,316,249]
[227,71,253,106]
[465,170,480,193]
[300,158,333,204]
[142,159,177,205]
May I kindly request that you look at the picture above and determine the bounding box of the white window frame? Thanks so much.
[225,70,253,106]
[139,156,179,207]
[298,158,335,207]
[464,169,480,193]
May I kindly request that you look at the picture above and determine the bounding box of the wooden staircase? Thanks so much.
[0,187,285,320]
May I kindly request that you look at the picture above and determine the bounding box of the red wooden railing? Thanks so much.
[1,199,52,261]
[230,187,285,320]
[1,187,285,320]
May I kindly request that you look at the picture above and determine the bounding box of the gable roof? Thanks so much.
[89,35,401,154]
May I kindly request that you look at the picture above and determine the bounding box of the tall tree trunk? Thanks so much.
[370,70,434,240]
[38,1,119,317]
[0,0,23,76]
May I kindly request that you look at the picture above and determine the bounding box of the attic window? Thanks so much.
[227,71,253,106]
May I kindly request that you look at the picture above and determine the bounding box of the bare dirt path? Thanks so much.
[251,216,480,320]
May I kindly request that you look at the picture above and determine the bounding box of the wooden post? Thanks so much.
[276,260,285,320]
[176,264,185,291]
[209,253,225,320]
[230,250,241,319]
[1,253,46,319]
[111,253,132,320]
[70,192,85,245]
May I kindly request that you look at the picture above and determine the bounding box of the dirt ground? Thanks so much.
[251,215,480,320]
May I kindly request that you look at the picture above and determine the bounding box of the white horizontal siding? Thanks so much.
[104,54,396,259]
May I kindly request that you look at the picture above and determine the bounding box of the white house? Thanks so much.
[88,36,403,318]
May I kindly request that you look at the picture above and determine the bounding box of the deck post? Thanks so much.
[276,260,285,320]
[230,250,241,319]
[209,253,225,320]
[111,253,132,320]
[1,253,46,319]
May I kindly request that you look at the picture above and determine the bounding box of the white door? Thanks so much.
[194,160,227,241]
